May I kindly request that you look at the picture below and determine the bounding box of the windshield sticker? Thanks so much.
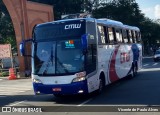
[65,40,75,48]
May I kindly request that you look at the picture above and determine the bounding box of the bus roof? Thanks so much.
[97,18,123,26]
[36,18,95,27]
[123,25,140,31]
[36,18,140,31]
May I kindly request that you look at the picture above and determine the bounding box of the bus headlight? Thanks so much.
[72,71,86,82]
[72,77,86,82]
[33,78,42,83]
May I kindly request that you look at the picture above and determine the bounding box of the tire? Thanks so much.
[97,77,104,94]
[129,65,137,78]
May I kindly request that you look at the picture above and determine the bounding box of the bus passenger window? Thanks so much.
[86,44,97,73]
[122,29,129,43]
[115,29,123,43]
[108,27,115,44]
[127,30,133,43]
[132,31,136,43]
[136,32,142,43]
[97,25,106,44]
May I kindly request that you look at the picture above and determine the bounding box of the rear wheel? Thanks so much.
[129,65,137,78]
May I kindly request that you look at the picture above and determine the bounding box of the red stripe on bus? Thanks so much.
[109,46,120,82]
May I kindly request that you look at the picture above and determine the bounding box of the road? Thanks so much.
[0,57,160,114]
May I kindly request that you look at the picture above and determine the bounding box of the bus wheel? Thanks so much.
[129,65,137,78]
[97,77,104,94]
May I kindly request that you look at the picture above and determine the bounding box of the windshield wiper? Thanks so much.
[42,46,55,75]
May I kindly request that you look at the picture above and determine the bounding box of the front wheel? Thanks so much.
[97,77,105,94]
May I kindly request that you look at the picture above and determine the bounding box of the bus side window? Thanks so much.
[108,27,115,44]
[127,30,133,43]
[136,32,142,43]
[97,25,106,44]
[135,31,138,43]
[132,30,136,43]
[122,29,129,43]
[115,28,123,43]
[86,44,97,73]
[104,26,109,43]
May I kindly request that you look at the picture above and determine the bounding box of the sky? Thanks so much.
[136,0,160,19]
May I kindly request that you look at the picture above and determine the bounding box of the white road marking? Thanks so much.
[0,96,6,97]
[143,64,149,66]
[77,98,93,106]
[0,90,26,92]
[0,84,32,95]
[153,63,158,66]
[9,100,26,106]
[0,87,31,90]
[140,68,160,72]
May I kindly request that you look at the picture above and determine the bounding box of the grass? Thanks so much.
[0,71,9,77]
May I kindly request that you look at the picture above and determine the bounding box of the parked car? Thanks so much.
[154,50,160,62]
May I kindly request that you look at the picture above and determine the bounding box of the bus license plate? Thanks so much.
[53,88,61,92]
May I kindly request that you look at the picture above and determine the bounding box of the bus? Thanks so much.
[20,18,142,96]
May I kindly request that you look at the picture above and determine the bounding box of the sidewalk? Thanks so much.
[0,76,31,80]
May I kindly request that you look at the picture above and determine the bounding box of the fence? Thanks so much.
[0,67,19,77]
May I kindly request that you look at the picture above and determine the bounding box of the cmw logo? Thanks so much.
[65,24,81,29]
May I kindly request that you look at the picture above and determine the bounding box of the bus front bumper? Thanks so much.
[33,80,88,95]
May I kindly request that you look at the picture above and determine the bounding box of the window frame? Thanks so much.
[97,25,108,45]
[114,28,123,43]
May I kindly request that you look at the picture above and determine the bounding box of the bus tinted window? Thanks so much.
[97,25,106,44]
[122,29,129,43]
[115,29,123,43]
[108,27,115,44]
[128,30,133,43]
[132,30,136,43]
[136,32,142,43]
[86,44,97,73]
[34,20,85,41]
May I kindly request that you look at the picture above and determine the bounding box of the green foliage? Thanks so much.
[0,0,16,50]
[29,0,90,20]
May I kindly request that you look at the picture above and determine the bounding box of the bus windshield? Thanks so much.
[33,39,84,76]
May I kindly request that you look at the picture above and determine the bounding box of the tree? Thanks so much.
[0,0,16,51]
[1,0,160,55]
[29,0,90,20]
[92,0,160,55]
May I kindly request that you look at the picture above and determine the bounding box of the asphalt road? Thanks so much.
[0,57,160,114]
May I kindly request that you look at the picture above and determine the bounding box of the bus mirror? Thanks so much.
[81,34,88,54]
[19,38,33,57]
[20,41,25,56]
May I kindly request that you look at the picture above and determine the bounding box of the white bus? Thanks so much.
[20,18,142,96]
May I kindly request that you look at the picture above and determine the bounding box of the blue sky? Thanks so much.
[136,0,160,19]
